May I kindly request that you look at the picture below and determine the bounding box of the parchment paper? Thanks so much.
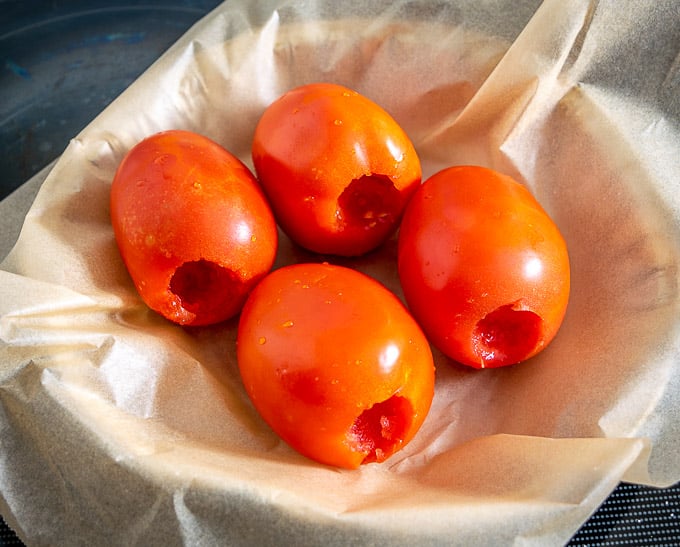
[1,0,679,545]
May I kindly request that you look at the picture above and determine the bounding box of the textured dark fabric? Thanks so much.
[568,483,680,546]
[0,516,23,547]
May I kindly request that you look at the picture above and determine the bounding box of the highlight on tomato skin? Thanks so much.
[236,262,436,469]
[397,165,570,369]
[110,129,278,326]
[252,82,422,257]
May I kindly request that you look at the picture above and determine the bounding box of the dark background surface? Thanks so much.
[0,0,223,199]
[1,1,679,545]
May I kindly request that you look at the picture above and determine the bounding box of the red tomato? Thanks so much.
[252,82,421,257]
[237,263,435,469]
[397,165,570,369]
[110,130,278,326]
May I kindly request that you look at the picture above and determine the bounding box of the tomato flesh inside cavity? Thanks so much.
[169,259,240,321]
[472,304,543,367]
[337,174,401,231]
[347,395,413,464]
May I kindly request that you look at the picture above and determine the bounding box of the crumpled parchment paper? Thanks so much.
[1,0,679,545]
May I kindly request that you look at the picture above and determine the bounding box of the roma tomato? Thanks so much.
[252,82,421,257]
[398,165,570,369]
[237,263,435,469]
[110,129,278,326]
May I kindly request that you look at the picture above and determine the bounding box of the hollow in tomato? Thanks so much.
[398,165,570,368]
[237,263,435,469]
[252,82,421,256]
[110,129,278,326]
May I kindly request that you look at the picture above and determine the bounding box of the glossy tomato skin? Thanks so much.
[398,165,570,369]
[111,130,278,326]
[237,263,435,469]
[252,82,421,257]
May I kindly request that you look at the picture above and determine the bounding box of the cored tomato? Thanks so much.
[252,82,421,257]
[110,129,278,326]
[397,165,570,369]
[237,262,435,469]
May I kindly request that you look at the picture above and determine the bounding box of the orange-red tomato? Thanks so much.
[398,165,570,369]
[110,130,278,326]
[237,263,435,469]
[252,82,421,257]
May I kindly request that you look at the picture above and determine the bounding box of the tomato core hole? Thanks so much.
[337,174,401,230]
[347,395,412,464]
[472,304,542,367]
[169,259,239,318]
